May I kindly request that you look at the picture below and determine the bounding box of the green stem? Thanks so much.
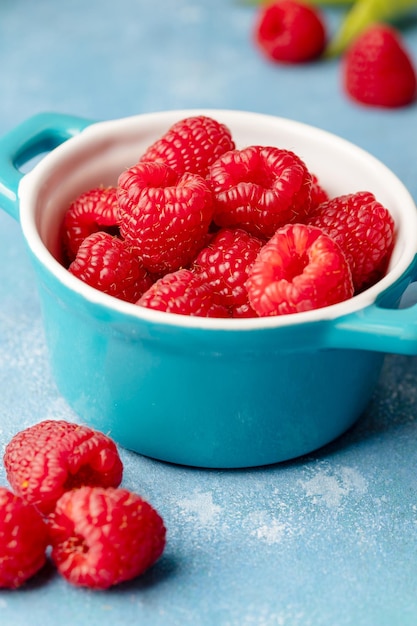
[239,0,353,5]
[326,0,417,57]
[304,0,353,4]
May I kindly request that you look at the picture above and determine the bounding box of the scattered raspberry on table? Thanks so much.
[251,4,417,110]
[1,420,167,590]
[343,24,417,108]
[48,486,166,589]
[254,0,327,64]
[0,487,49,589]
[3,420,124,514]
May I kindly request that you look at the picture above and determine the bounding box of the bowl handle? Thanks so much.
[0,112,94,221]
[327,256,417,355]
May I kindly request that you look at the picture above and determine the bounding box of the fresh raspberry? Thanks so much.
[343,24,417,108]
[193,228,263,317]
[62,187,120,262]
[307,191,395,291]
[0,487,49,588]
[117,161,214,274]
[139,115,235,177]
[246,223,354,316]
[48,486,166,589]
[310,173,329,210]
[68,231,153,302]
[137,268,229,317]
[254,0,326,64]
[208,145,313,239]
[4,420,123,515]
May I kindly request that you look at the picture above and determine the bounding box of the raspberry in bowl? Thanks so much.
[0,109,416,468]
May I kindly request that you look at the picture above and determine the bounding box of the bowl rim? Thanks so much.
[17,108,417,331]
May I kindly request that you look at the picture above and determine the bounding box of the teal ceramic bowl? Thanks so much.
[1,110,417,468]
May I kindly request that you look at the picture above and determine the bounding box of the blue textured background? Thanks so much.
[0,1,417,625]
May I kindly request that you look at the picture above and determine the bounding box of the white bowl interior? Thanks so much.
[18,109,417,329]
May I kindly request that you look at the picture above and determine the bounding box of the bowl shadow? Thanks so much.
[104,553,179,595]
[281,353,417,469]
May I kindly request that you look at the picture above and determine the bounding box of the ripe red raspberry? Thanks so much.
[310,173,329,209]
[208,145,313,239]
[343,24,417,108]
[307,191,395,291]
[117,161,214,274]
[0,487,49,588]
[68,231,153,302]
[137,268,229,317]
[4,420,123,515]
[254,0,326,64]
[48,486,166,589]
[193,228,263,317]
[246,223,354,316]
[139,115,235,177]
[62,187,120,262]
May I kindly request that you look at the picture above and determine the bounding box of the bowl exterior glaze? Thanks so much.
[35,256,384,467]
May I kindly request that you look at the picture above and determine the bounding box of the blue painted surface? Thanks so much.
[0,1,417,624]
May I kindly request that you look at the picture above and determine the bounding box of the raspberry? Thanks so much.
[139,115,235,177]
[307,191,395,291]
[68,231,153,302]
[4,420,123,515]
[343,24,417,108]
[62,187,120,262]
[254,0,326,64]
[137,268,229,317]
[208,145,313,239]
[48,486,166,589]
[117,161,214,273]
[310,173,329,209]
[193,228,263,317]
[246,223,354,316]
[0,487,49,588]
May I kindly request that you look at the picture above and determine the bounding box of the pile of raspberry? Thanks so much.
[62,114,395,318]
[0,420,166,590]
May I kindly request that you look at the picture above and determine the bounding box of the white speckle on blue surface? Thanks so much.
[177,490,223,527]
[250,515,289,545]
[299,464,368,508]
